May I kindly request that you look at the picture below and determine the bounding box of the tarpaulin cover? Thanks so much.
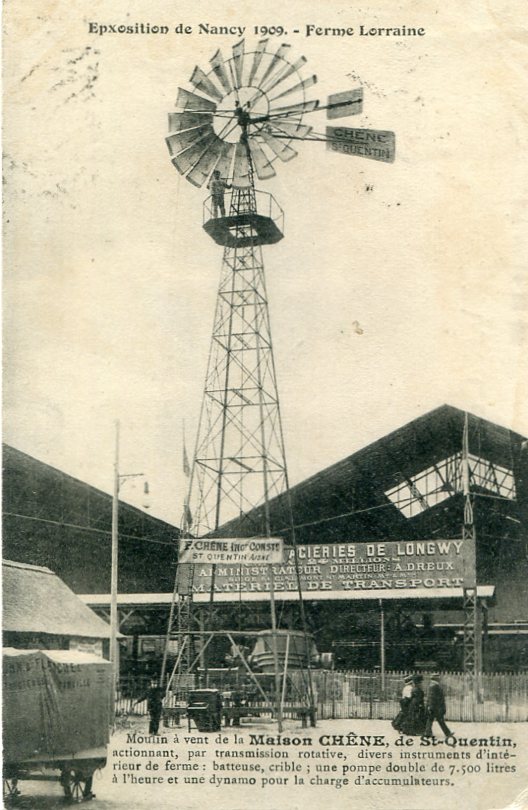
[2,648,112,763]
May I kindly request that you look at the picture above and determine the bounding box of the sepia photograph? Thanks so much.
[2,1,528,808]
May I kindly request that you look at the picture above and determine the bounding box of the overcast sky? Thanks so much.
[3,0,527,526]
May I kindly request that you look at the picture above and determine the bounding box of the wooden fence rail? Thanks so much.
[292,670,528,723]
[116,670,528,723]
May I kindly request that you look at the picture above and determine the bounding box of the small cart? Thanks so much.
[3,747,106,803]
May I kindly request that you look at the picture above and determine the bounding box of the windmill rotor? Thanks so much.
[167,39,319,186]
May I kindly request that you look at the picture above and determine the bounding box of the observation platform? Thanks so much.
[203,190,284,248]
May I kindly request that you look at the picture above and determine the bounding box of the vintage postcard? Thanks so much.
[2,1,527,808]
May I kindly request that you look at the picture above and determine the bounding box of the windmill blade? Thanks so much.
[267,98,320,117]
[186,136,225,187]
[248,139,276,180]
[213,142,235,184]
[269,74,318,103]
[210,49,232,93]
[168,111,213,134]
[248,39,268,86]
[266,119,312,139]
[231,39,245,89]
[233,141,251,186]
[190,65,223,102]
[176,87,216,113]
[171,131,218,177]
[258,43,291,88]
[166,124,213,157]
[260,55,307,96]
[258,130,298,162]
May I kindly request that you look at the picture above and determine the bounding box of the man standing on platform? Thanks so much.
[208,170,231,218]
[424,673,454,738]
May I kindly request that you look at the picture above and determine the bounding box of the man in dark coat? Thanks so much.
[424,673,453,737]
[406,674,426,735]
[146,681,164,735]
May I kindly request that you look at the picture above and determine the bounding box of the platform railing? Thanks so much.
[203,189,284,232]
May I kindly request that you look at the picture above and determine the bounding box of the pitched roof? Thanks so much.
[2,559,112,638]
[2,445,179,594]
[2,443,178,535]
[212,404,525,544]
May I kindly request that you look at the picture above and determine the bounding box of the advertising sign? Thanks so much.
[326,126,396,162]
[179,536,284,564]
[191,537,476,600]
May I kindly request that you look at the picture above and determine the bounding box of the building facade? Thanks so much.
[3,404,527,674]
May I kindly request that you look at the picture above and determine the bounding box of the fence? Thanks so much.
[294,670,528,723]
[116,673,199,718]
[116,670,528,723]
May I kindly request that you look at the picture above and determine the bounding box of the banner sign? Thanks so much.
[179,537,284,564]
[191,538,476,598]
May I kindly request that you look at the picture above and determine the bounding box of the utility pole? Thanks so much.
[110,420,147,706]
[110,420,120,695]
[379,599,386,693]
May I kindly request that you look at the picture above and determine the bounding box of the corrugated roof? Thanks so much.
[2,560,111,638]
[212,404,526,543]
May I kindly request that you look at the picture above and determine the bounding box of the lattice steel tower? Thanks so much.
[160,40,393,699]
[190,180,287,538]
[161,40,320,689]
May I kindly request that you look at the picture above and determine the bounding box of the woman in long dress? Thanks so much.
[404,674,426,735]
[392,674,414,731]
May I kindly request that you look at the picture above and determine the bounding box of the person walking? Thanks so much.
[406,674,426,735]
[424,673,454,738]
[392,674,413,732]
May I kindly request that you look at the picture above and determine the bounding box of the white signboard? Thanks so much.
[178,537,284,564]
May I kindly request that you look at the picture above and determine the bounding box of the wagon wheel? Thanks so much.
[3,775,21,803]
[60,768,95,803]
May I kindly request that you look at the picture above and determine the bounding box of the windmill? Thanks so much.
[160,39,395,729]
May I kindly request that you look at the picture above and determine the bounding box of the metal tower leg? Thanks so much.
[462,413,482,707]
[462,585,481,672]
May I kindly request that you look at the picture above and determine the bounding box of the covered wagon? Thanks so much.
[3,647,113,802]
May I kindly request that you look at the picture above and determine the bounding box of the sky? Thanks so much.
[3,0,528,526]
